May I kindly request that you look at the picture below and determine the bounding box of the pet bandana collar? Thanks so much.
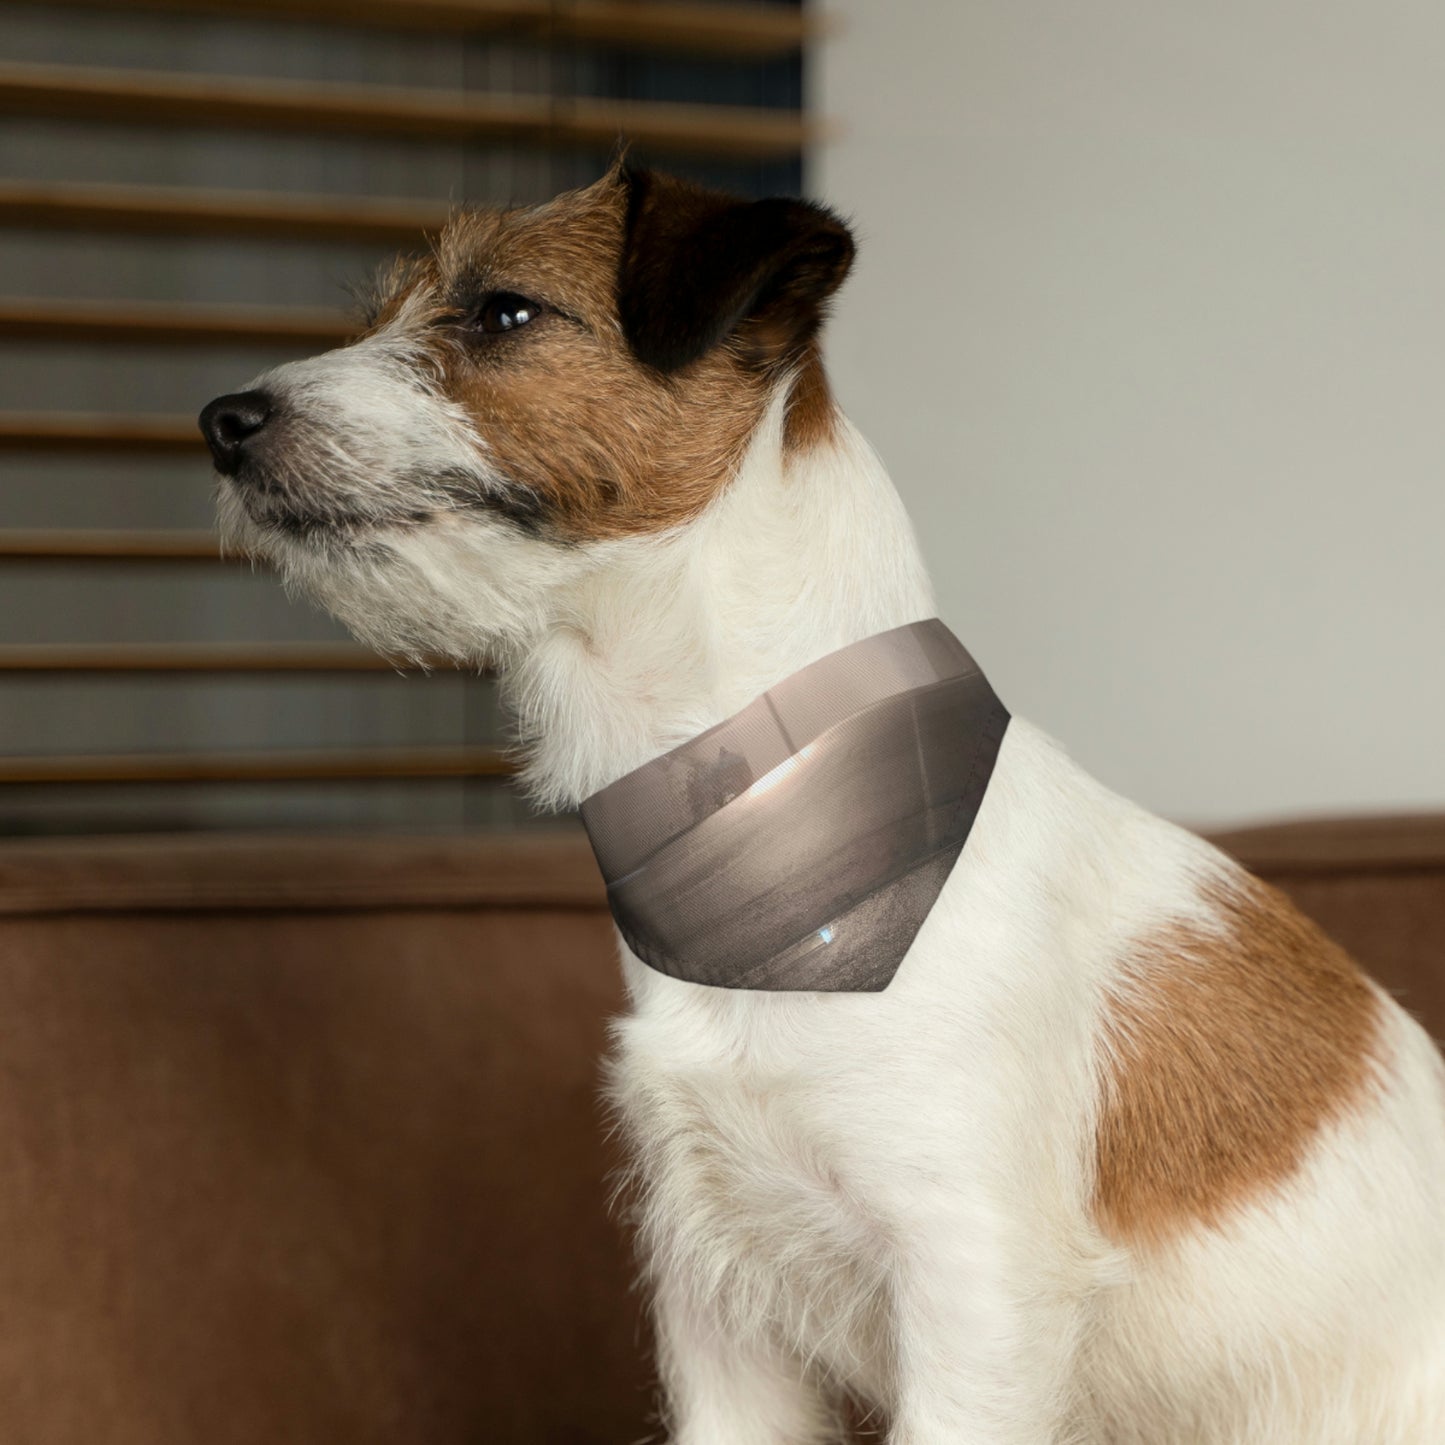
[579,620,1009,992]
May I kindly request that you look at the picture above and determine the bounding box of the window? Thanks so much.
[0,0,811,835]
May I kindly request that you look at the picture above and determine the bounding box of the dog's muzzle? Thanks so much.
[580,620,1009,992]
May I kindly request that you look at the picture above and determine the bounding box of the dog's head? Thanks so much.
[200,166,854,662]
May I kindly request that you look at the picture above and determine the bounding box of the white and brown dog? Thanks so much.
[201,165,1445,1443]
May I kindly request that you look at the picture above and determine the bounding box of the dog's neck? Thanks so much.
[505,389,938,810]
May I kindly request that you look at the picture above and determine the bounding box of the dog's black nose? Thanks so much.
[199,390,273,475]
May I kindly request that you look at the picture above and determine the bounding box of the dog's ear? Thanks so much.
[617,166,855,375]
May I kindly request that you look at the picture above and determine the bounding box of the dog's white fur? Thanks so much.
[217,236,1445,1444]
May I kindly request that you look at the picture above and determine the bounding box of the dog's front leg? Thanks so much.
[654,1274,842,1445]
[885,1221,1087,1445]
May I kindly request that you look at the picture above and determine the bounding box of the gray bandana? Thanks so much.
[579,620,1009,992]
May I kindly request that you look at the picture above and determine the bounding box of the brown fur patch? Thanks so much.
[783,342,839,453]
[1094,873,1382,1247]
[364,170,844,541]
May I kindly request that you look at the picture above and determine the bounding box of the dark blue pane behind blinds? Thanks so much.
[571,0,806,199]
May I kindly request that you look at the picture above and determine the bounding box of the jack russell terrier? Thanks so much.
[200,164,1445,1444]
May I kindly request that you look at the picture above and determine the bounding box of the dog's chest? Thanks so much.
[611,1014,892,1388]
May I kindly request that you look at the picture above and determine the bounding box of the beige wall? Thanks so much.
[813,1,1445,827]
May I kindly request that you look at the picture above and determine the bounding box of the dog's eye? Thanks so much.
[474,292,542,335]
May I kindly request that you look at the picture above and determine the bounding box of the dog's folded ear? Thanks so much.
[618,166,855,376]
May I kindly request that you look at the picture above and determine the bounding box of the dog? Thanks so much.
[200,163,1445,1443]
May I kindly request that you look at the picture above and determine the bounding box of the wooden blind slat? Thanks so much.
[0,530,227,561]
[0,746,514,784]
[563,0,815,57]
[19,0,815,58]
[0,298,353,348]
[0,643,424,672]
[0,412,201,452]
[0,62,818,161]
[0,180,449,245]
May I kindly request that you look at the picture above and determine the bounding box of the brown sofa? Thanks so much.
[0,819,1440,1443]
